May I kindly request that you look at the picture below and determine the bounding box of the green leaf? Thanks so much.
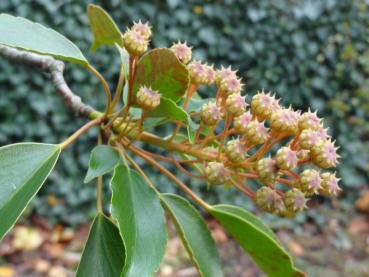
[84,145,121,183]
[148,97,188,120]
[76,214,125,277]
[210,205,305,277]
[0,143,61,240]
[133,48,189,102]
[87,4,123,51]
[110,165,167,277]
[160,194,223,277]
[0,14,88,65]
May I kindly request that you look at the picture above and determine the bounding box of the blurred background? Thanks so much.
[0,0,369,276]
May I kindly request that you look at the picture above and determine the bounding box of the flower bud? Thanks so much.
[283,188,308,213]
[215,66,237,87]
[298,110,322,131]
[243,120,269,145]
[251,91,281,121]
[203,64,216,85]
[220,77,243,95]
[170,41,192,64]
[225,139,246,162]
[296,149,310,161]
[275,147,298,170]
[205,162,229,185]
[311,139,339,168]
[256,157,279,185]
[187,60,207,84]
[297,169,322,196]
[123,29,148,55]
[319,172,341,195]
[225,93,247,116]
[234,111,252,133]
[256,187,283,213]
[200,101,223,125]
[270,107,300,135]
[299,129,323,150]
[131,20,152,39]
[136,86,160,111]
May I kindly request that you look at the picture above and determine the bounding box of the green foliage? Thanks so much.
[87,4,123,51]
[0,143,60,240]
[0,13,87,65]
[210,205,304,277]
[84,145,121,183]
[160,194,223,277]
[76,214,125,277]
[133,48,189,102]
[110,165,167,277]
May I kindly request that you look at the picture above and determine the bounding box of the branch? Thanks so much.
[0,44,95,117]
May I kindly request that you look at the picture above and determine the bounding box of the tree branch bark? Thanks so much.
[0,44,95,117]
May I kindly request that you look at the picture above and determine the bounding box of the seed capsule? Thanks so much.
[234,111,252,133]
[251,91,280,121]
[200,101,223,125]
[205,162,229,185]
[170,41,192,64]
[256,187,283,213]
[256,157,279,185]
[225,139,246,163]
[311,139,339,168]
[225,93,247,116]
[297,169,322,196]
[284,188,308,213]
[136,86,160,111]
[123,29,148,55]
[270,107,300,135]
[275,147,298,170]
[243,120,269,145]
[320,172,341,195]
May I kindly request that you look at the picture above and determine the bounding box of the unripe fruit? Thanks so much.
[200,101,223,125]
[234,111,252,133]
[275,147,298,170]
[131,20,152,39]
[170,41,192,64]
[256,157,279,185]
[283,188,307,213]
[311,139,339,168]
[187,60,207,84]
[225,93,247,116]
[243,120,269,145]
[225,139,246,162]
[256,187,283,213]
[123,29,148,55]
[298,110,322,131]
[297,169,322,195]
[220,77,243,95]
[136,86,160,111]
[215,66,237,87]
[270,108,300,135]
[299,129,324,150]
[320,172,341,195]
[251,91,280,121]
[205,162,229,185]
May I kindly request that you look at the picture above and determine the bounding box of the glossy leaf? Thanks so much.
[210,205,305,277]
[87,4,123,51]
[148,97,188,120]
[161,194,223,277]
[133,48,189,102]
[0,143,61,240]
[110,165,167,277]
[76,214,124,277]
[84,145,121,183]
[0,14,88,65]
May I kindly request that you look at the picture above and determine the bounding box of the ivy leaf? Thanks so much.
[110,165,167,277]
[0,14,88,65]
[87,4,123,51]
[0,143,61,240]
[160,194,223,277]
[210,205,305,277]
[76,214,125,277]
[84,145,121,183]
[133,48,189,103]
